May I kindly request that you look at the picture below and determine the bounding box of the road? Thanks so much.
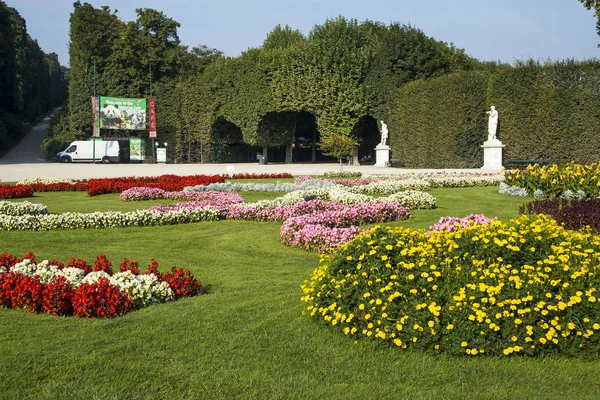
[0,111,490,182]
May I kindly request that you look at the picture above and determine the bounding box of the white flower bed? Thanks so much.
[498,182,529,197]
[16,177,78,185]
[383,190,436,209]
[0,200,48,216]
[0,207,221,231]
[184,179,336,193]
[348,178,431,195]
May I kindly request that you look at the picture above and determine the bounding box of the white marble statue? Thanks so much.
[379,120,388,146]
[486,106,498,140]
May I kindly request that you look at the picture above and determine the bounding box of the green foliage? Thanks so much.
[389,71,489,168]
[580,0,600,37]
[488,60,600,163]
[0,1,67,155]
[318,133,359,170]
[43,105,75,159]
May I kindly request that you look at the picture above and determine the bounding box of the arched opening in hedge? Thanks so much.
[256,111,335,163]
[210,117,261,162]
[351,115,380,164]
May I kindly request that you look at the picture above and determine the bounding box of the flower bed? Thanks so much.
[428,214,497,232]
[280,200,411,252]
[0,201,48,216]
[0,207,221,231]
[228,172,292,179]
[0,252,205,318]
[520,198,600,233]
[504,162,600,198]
[88,174,225,196]
[120,187,244,204]
[323,171,362,178]
[301,214,600,357]
[184,179,336,193]
[0,184,33,199]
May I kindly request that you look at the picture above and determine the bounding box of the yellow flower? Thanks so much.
[461,341,468,347]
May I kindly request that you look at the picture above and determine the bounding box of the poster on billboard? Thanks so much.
[100,97,147,130]
[129,138,146,162]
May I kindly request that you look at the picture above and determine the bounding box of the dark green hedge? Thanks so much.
[389,60,600,167]
[388,71,488,168]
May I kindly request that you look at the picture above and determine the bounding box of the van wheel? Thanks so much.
[102,156,110,164]
[61,156,71,163]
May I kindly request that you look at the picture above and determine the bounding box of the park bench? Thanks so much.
[385,159,402,167]
[506,159,549,168]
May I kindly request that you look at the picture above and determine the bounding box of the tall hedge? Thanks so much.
[389,60,600,168]
[488,60,600,163]
[389,71,489,168]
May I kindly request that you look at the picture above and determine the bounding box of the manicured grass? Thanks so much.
[1,186,598,399]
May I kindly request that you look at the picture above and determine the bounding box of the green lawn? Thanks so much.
[1,186,598,400]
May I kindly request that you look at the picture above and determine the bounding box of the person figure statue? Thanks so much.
[379,120,389,146]
[486,106,498,141]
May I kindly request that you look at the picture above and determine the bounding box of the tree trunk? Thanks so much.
[312,130,317,163]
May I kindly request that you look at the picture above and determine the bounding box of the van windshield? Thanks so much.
[66,145,76,153]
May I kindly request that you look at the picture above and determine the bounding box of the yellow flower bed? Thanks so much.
[504,161,600,197]
[301,214,600,356]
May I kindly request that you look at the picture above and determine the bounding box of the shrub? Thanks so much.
[520,198,600,233]
[301,214,600,357]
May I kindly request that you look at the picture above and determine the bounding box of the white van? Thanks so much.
[56,141,120,163]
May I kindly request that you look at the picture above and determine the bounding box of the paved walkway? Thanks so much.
[0,110,485,182]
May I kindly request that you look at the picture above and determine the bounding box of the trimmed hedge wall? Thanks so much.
[390,60,600,168]
[388,71,488,168]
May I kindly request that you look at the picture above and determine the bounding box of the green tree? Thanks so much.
[580,0,600,37]
[318,133,359,170]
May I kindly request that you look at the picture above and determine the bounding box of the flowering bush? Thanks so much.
[520,198,600,233]
[72,278,133,318]
[498,182,530,197]
[0,201,48,216]
[87,174,225,196]
[0,184,33,199]
[302,214,600,357]
[504,162,600,198]
[0,252,206,318]
[428,214,497,232]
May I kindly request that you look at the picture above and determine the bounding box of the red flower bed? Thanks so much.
[72,278,133,318]
[28,181,88,192]
[0,251,206,318]
[87,174,225,196]
[229,173,292,179]
[0,184,33,199]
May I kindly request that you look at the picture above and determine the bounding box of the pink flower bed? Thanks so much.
[120,187,244,204]
[280,201,411,252]
[226,200,345,222]
[428,214,497,232]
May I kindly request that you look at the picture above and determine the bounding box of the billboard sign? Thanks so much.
[100,97,146,130]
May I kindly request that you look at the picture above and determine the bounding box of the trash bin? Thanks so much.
[258,155,267,165]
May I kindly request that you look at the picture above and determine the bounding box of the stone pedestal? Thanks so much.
[375,144,390,167]
[481,139,505,171]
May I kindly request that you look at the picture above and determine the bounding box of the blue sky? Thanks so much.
[5,0,600,66]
